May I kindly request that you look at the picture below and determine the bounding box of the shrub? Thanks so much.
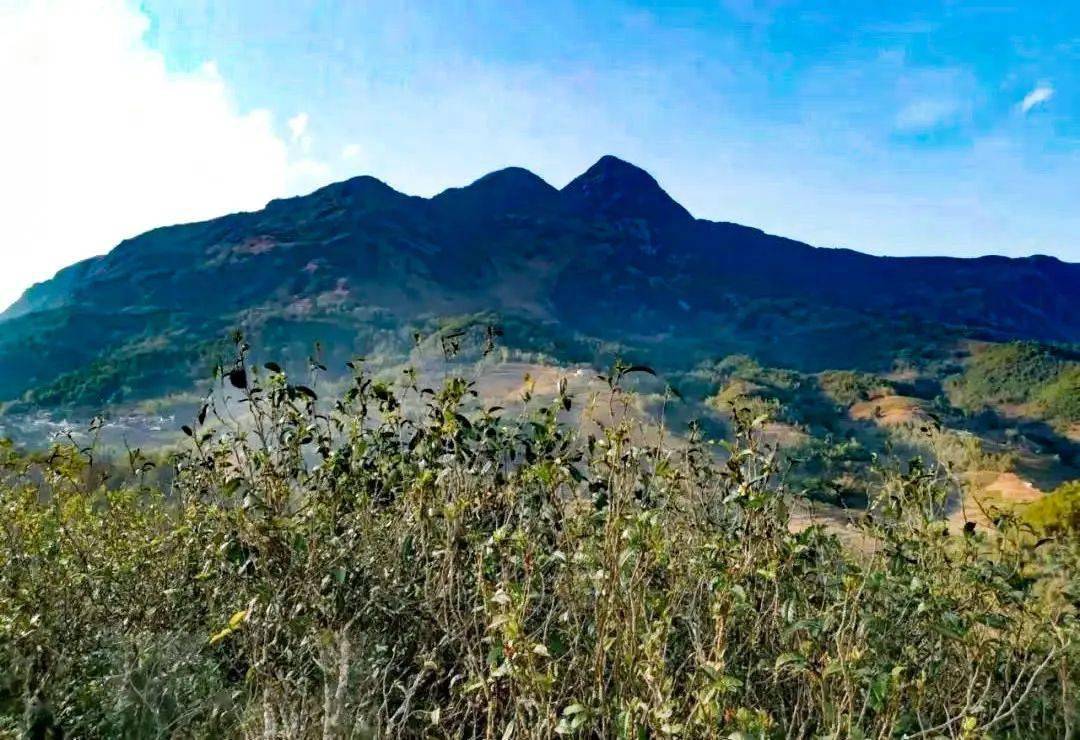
[1035,366,1080,424]
[817,371,893,407]
[1,347,1077,737]
[1026,480,1080,534]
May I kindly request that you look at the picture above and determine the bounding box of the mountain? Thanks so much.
[1,155,1078,410]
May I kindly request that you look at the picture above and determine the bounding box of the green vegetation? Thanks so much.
[694,354,1033,509]
[947,341,1080,426]
[1026,480,1080,534]
[785,434,874,508]
[817,370,893,407]
[1035,365,1080,425]
[1,346,1077,737]
[6,157,1075,419]
[951,343,1063,406]
[22,334,217,409]
[701,356,815,426]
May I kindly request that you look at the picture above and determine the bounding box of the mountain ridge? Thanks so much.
[1,155,1077,409]
[5,155,1075,322]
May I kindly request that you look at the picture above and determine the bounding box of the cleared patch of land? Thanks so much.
[950,470,1045,531]
[849,395,928,426]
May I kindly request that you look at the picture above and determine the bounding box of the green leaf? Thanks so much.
[868,671,891,711]
[774,652,808,673]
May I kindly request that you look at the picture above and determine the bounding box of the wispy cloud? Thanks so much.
[889,64,975,136]
[895,98,964,132]
[1019,84,1054,114]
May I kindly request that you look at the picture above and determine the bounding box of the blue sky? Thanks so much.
[0,1,1076,307]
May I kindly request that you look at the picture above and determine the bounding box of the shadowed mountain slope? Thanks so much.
[1,156,1077,407]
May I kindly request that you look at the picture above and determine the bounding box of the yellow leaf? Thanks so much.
[209,627,232,645]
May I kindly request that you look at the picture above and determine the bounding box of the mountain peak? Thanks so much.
[431,167,557,215]
[471,166,553,190]
[561,155,692,224]
[427,168,557,220]
[582,154,653,179]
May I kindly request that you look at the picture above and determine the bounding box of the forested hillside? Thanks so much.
[1,157,1077,411]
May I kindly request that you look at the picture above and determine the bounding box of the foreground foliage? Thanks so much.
[1,349,1077,738]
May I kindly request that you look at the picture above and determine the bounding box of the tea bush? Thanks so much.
[1,345,1077,738]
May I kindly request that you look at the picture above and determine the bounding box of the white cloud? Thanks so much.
[0,0,329,310]
[290,157,333,183]
[1019,84,1054,114]
[288,111,313,151]
[288,112,310,140]
[341,143,362,160]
